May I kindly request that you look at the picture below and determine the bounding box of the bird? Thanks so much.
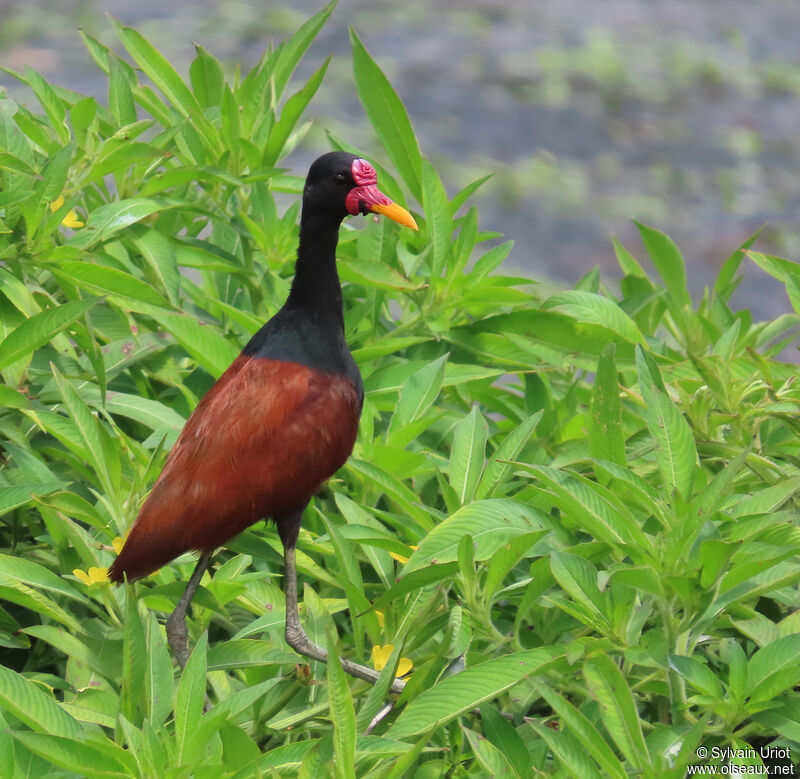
[109,151,418,692]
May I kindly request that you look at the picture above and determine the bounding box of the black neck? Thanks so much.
[285,210,344,329]
[242,206,360,393]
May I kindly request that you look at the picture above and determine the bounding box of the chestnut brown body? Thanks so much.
[109,356,360,582]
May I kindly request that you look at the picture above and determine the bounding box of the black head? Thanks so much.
[301,151,418,230]
[302,151,360,222]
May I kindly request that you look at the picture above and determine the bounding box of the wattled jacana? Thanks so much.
[109,151,418,692]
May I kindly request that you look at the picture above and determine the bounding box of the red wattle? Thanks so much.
[346,158,392,214]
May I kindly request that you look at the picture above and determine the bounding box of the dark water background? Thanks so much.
[2,0,800,322]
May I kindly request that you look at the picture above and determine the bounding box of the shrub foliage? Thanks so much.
[1,3,799,776]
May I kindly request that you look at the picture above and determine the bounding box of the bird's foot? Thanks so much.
[285,622,405,694]
[285,622,328,664]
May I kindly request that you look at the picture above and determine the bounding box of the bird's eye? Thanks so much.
[333,172,348,185]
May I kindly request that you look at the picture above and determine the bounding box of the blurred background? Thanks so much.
[2,0,800,319]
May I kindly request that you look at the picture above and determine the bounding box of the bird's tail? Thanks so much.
[108,517,188,583]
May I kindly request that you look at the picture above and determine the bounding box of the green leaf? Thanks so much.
[338,258,420,291]
[729,476,800,517]
[605,566,664,598]
[41,143,74,202]
[0,482,65,517]
[264,60,329,166]
[635,221,691,310]
[453,206,478,272]
[213,679,282,721]
[348,459,432,530]
[404,500,545,573]
[483,532,543,603]
[528,720,603,779]
[101,392,186,434]
[78,29,112,73]
[175,632,208,763]
[120,591,147,726]
[23,65,69,144]
[0,151,40,179]
[479,705,530,777]
[544,290,645,344]
[534,682,627,779]
[2,443,57,485]
[151,311,239,377]
[0,664,82,738]
[130,226,182,305]
[550,551,608,625]
[10,732,133,779]
[690,450,748,523]
[747,251,800,286]
[0,297,100,371]
[589,343,626,466]
[633,344,667,403]
[388,354,448,435]
[0,189,35,208]
[722,639,748,701]
[367,360,503,395]
[751,700,800,744]
[447,309,637,368]
[613,236,647,276]
[144,613,174,725]
[669,655,723,699]
[326,628,356,779]
[207,639,284,668]
[748,634,800,703]
[422,159,451,275]
[272,1,336,99]
[450,173,492,217]
[387,647,562,739]
[462,726,520,778]
[190,44,225,108]
[0,574,82,632]
[645,385,698,500]
[108,55,137,127]
[699,539,738,589]
[471,240,514,282]
[113,22,208,127]
[519,464,649,548]
[583,654,650,771]
[714,227,764,300]
[69,198,169,248]
[475,411,541,500]
[82,141,162,186]
[22,625,118,684]
[0,554,87,604]
[365,564,458,620]
[350,28,422,200]
[53,261,169,310]
[449,406,488,505]
[51,366,118,498]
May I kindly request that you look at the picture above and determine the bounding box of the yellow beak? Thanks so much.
[370,201,419,231]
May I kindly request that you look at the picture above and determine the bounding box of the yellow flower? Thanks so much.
[389,545,418,564]
[50,195,84,229]
[73,566,109,585]
[111,536,126,555]
[371,644,413,677]
[375,610,385,629]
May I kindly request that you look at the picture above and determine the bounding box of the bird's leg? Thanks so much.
[166,552,211,668]
[282,541,329,664]
[278,512,405,694]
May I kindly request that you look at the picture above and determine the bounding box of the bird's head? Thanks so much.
[303,151,418,230]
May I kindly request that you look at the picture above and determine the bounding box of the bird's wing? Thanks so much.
[109,354,360,581]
